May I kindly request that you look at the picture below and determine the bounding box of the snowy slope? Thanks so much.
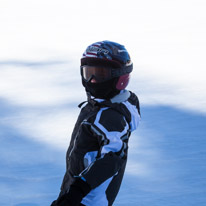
[0,61,205,206]
[1,0,206,205]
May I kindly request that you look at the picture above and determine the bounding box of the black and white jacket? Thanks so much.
[59,90,140,206]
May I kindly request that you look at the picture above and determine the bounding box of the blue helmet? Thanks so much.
[81,40,133,99]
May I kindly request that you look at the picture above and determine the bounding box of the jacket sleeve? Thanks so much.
[79,108,130,189]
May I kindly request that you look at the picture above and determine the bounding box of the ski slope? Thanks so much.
[0,0,206,205]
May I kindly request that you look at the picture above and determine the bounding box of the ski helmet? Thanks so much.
[80,40,133,99]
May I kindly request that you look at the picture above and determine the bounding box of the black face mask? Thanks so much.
[82,77,120,100]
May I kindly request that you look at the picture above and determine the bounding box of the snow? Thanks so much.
[0,0,206,205]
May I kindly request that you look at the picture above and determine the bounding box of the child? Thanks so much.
[51,40,141,206]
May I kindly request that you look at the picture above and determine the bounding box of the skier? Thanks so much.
[51,40,141,206]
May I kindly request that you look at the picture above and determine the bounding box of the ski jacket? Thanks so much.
[59,90,140,206]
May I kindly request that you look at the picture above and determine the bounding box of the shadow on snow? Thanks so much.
[117,105,206,206]
[0,99,206,206]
